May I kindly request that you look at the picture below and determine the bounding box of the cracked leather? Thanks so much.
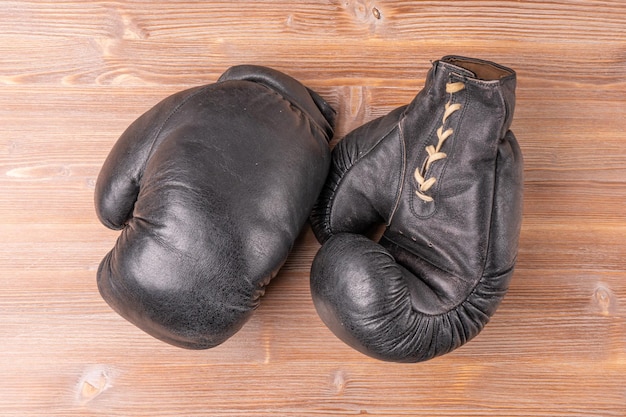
[95,65,335,349]
[310,56,523,362]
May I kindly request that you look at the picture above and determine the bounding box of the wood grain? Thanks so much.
[1,1,625,416]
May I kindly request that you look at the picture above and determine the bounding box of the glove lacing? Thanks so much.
[414,81,465,202]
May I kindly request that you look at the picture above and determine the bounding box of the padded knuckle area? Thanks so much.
[95,66,335,349]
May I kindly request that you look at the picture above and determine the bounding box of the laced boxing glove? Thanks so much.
[310,56,523,362]
[95,65,335,349]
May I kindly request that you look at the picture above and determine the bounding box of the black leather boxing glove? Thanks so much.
[95,65,335,349]
[310,56,523,362]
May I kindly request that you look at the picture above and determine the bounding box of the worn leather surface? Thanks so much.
[310,56,523,362]
[95,65,335,349]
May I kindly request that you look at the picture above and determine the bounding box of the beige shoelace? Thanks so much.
[414,81,465,202]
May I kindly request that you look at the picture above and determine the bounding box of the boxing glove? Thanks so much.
[95,65,335,349]
[310,56,523,362]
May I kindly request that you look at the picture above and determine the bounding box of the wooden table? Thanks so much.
[1,1,624,415]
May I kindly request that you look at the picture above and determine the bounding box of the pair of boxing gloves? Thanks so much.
[95,56,523,362]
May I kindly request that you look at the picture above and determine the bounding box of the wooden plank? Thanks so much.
[2,37,625,88]
[2,1,625,42]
